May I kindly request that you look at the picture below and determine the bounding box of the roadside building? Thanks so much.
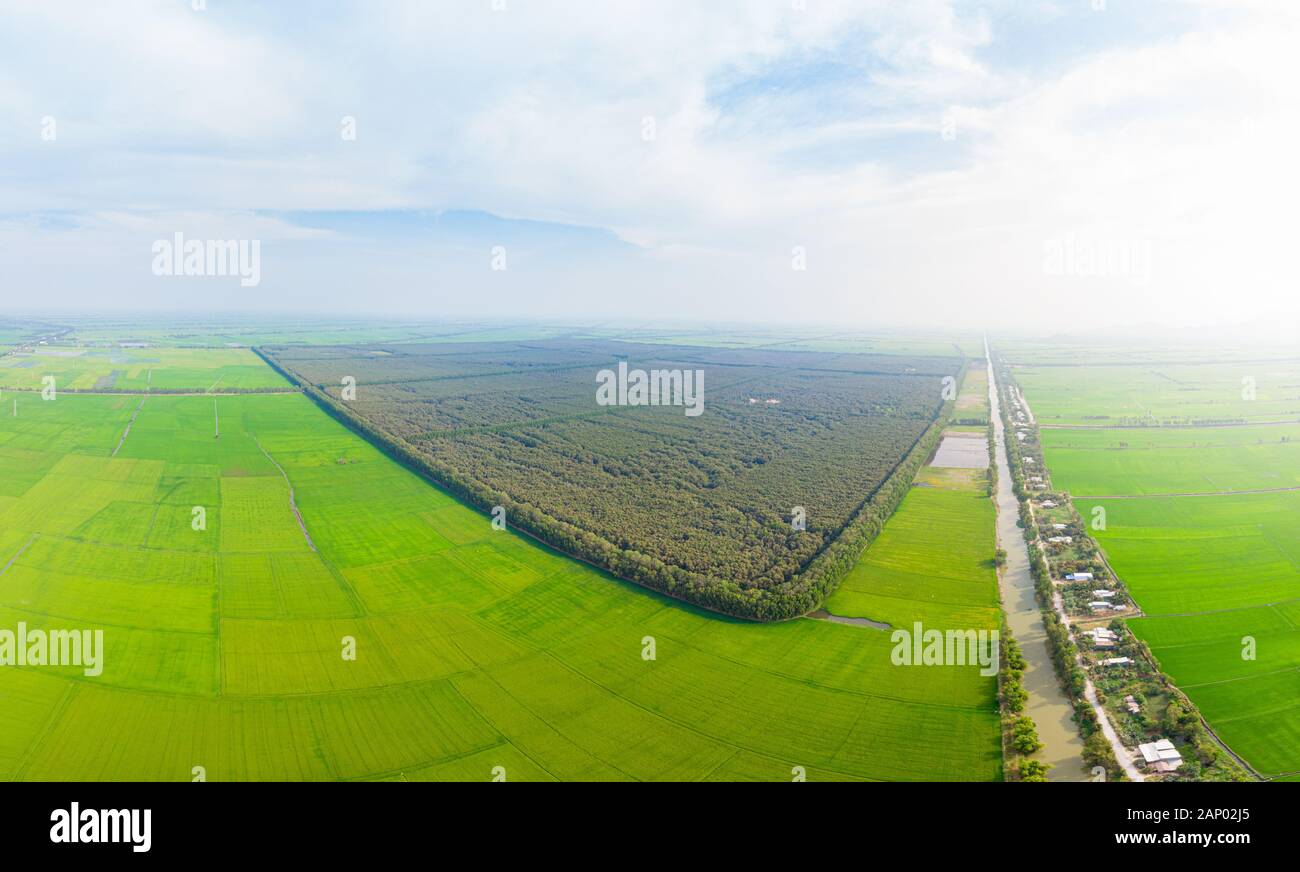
[1138,739,1183,773]
[1087,628,1118,649]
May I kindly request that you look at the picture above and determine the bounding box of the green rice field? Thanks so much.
[1039,425,1300,496]
[0,353,1001,781]
[1013,350,1300,779]
[1015,361,1300,427]
[0,347,290,392]
[825,464,1000,633]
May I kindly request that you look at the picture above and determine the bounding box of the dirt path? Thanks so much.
[0,535,36,578]
[251,435,316,552]
[111,396,147,458]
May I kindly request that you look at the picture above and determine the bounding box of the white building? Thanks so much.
[1086,628,1119,649]
[1138,739,1183,773]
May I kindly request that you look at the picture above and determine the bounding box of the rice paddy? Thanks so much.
[0,352,1001,781]
[825,464,1000,636]
[0,347,289,392]
[1011,348,1300,779]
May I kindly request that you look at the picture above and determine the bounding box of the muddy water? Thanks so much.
[806,609,890,630]
[987,344,1088,781]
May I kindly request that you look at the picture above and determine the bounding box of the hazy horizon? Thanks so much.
[3,1,1299,333]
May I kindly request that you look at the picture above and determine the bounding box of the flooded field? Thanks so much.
[931,433,990,469]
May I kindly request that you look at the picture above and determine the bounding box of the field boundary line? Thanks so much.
[0,386,300,396]
[111,395,147,457]
[1136,593,1300,620]
[248,433,369,617]
[0,534,37,578]
[339,738,514,783]
[249,435,315,552]
[454,608,871,780]
[0,601,214,637]
[475,656,642,782]
[1180,665,1300,691]
[442,672,564,782]
[1038,419,1300,430]
[540,647,945,782]
[10,681,80,783]
[1076,486,1300,500]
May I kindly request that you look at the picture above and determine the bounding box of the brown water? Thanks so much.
[987,343,1088,782]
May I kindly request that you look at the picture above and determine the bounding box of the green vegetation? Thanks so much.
[0,347,289,392]
[952,362,990,425]
[1039,425,1300,496]
[1009,348,1299,780]
[1014,361,1300,427]
[0,348,1001,781]
[824,465,1000,630]
[264,340,963,619]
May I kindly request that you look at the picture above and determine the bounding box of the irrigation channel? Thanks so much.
[986,341,1088,781]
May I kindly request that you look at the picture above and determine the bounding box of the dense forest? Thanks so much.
[262,340,963,620]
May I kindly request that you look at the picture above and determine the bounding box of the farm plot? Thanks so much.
[1016,362,1300,427]
[0,363,1000,781]
[825,464,1000,633]
[1015,352,1300,779]
[0,347,289,392]
[1039,425,1300,496]
[953,362,990,423]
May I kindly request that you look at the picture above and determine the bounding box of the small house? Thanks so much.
[1138,739,1183,772]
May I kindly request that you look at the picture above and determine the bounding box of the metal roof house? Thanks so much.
[1138,739,1183,772]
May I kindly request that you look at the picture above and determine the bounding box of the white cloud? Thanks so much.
[1,0,1297,330]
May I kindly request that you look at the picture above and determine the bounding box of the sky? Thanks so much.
[1,0,1298,334]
